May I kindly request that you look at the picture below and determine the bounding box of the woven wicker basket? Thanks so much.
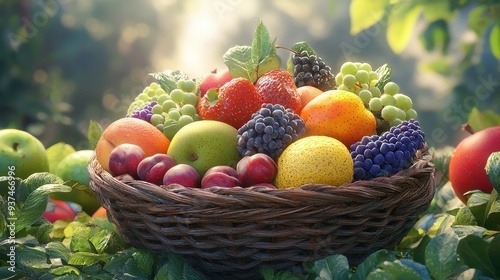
[87,149,435,279]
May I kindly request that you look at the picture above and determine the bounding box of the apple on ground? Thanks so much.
[0,129,49,179]
[199,68,232,97]
[137,153,176,185]
[167,120,242,177]
[108,144,145,179]
[43,198,82,223]
[51,150,101,215]
[163,164,200,188]
[449,125,500,203]
[237,153,278,187]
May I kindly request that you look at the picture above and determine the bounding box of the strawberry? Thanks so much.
[254,68,302,114]
[198,77,261,129]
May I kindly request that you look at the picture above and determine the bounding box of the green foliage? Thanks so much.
[223,20,280,83]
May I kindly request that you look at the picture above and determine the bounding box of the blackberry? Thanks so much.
[128,101,158,122]
[350,119,426,181]
[292,50,336,91]
[237,103,306,160]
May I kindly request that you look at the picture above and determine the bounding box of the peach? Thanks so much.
[95,118,170,172]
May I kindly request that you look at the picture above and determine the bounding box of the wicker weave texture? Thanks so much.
[88,153,435,279]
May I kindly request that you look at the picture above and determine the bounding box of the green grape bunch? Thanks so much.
[334,62,418,134]
[127,80,201,140]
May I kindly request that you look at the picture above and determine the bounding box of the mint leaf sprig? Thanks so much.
[223,19,281,83]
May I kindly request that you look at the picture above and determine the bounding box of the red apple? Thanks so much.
[201,172,240,189]
[236,153,278,187]
[199,68,232,97]
[108,144,145,179]
[449,126,500,203]
[204,165,238,178]
[163,164,200,188]
[137,154,176,185]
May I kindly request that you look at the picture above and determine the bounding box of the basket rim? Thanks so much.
[87,148,435,208]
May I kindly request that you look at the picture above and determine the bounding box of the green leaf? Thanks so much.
[291,41,316,56]
[451,225,487,239]
[399,259,431,280]
[17,172,65,204]
[411,235,431,265]
[468,108,500,132]
[374,64,392,92]
[70,234,97,253]
[67,252,111,266]
[46,241,71,262]
[260,267,305,280]
[349,0,390,35]
[286,41,316,74]
[251,19,275,69]
[386,3,422,53]
[467,192,491,226]
[103,249,135,274]
[16,245,49,270]
[425,231,461,280]
[366,260,426,280]
[132,249,154,277]
[490,21,500,60]
[154,263,170,280]
[150,70,189,93]
[485,152,500,193]
[487,234,500,275]
[163,254,210,280]
[468,6,492,36]
[87,120,103,150]
[223,45,257,83]
[312,254,349,280]
[457,234,500,279]
[351,250,397,280]
[16,183,72,232]
[484,199,500,230]
[30,221,53,244]
[420,20,450,54]
[90,229,113,254]
[453,206,478,226]
[50,265,81,276]
[396,227,425,251]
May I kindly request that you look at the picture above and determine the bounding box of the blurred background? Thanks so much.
[1,0,499,150]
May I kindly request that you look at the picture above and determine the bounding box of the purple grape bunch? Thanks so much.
[350,119,426,181]
[128,101,158,122]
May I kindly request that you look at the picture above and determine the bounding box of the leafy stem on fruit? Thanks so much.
[275,45,298,55]
[461,123,475,135]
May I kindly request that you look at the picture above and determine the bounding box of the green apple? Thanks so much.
[167,120,242,177]
[46,142,76,173]
[0,129,49,179]
[51,150,101,215]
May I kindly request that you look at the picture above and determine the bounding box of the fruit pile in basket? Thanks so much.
[94,20,426,189]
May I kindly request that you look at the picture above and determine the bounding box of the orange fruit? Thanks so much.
[95,118,170,172]
[92,206,107,219]
[300,90,376,148]
[297,86,323,109]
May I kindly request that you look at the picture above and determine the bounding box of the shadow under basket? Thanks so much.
[88,150,435,279]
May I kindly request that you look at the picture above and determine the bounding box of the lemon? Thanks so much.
[274,136,353,189]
